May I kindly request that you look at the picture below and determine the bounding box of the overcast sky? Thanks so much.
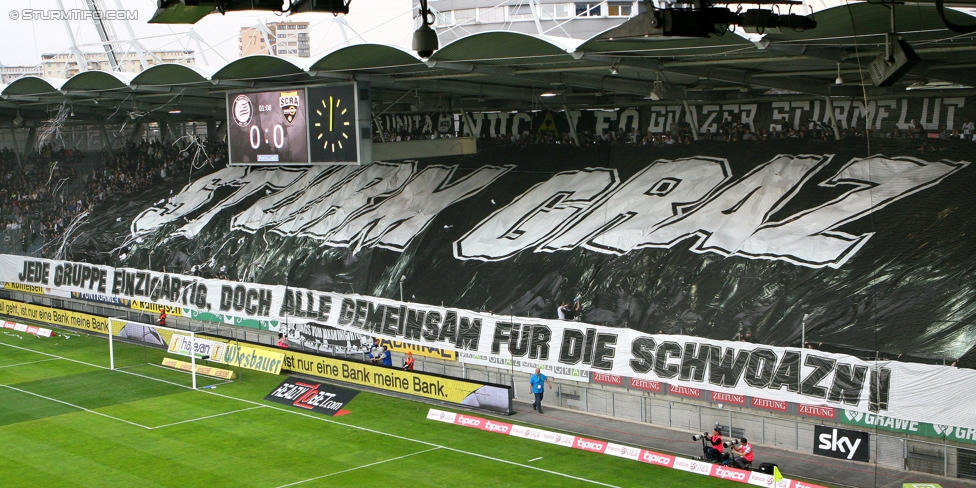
[0,0,415,68]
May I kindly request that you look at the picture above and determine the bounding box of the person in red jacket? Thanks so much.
[403,351,415,371]
[731,438,754,469]
[703,428,724,462]
[158,308,167,327]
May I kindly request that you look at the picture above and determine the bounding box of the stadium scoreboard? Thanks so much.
[227,82,371,165]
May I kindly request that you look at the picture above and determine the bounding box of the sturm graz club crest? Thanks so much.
[232,94,252,127]
[280,91,300,124]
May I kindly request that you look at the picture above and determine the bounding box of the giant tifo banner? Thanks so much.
[88,144,976,368]
[373,96,975,137]
[121,153,969,269]
[1,254,975,430]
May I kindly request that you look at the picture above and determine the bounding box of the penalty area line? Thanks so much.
[0,383,153,430]
[0,358,60,369]
[275,447,441,488]
[0,341,619,487]
[151,406,267,430]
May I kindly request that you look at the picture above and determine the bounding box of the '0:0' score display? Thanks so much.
[227,90,309,164]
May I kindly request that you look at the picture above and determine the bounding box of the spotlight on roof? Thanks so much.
[648,82,666,101]
[869,34,920,87]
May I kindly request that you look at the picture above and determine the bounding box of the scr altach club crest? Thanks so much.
[232,94,253,127]
[280,91,301,124]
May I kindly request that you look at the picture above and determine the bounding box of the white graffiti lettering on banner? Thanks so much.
[132,162,512,251]
[457,98,967,139]
[456,155,968,268]
[130,154,965,269]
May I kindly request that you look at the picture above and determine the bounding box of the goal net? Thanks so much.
[107,318,232,389]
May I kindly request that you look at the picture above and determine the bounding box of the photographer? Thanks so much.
[729,438,754,469]
[699,428,724,463]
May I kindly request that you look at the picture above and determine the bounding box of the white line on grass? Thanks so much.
[275,447,441,488]
[0,358,59,368]
[0,383,153,430]
[0,341,620,488]
[528,457,543,462]
[151,406,266,429]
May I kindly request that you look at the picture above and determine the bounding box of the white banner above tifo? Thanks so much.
[3,254,974,428]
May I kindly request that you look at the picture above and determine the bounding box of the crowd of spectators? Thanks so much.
[373,129,458,143]
[0,144,85,249]
[0,137,227,256]
[87,138,226,202]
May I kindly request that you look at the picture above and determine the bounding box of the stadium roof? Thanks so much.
[1,2,975,125]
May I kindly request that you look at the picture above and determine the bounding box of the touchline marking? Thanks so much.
[275,447,440,488]
[0,340,619,487]
[0,383,153,430]
[0,358,59,368]
[151,406,266,429]
[528,457,543,462]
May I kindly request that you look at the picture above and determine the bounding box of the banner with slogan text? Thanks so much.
[291,320,373,356]
[448,96,976,138]
[3,254,975,429]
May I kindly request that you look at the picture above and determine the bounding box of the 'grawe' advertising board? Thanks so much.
[841,409,976,446]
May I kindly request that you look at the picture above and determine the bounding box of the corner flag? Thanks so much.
[773,465,783,482]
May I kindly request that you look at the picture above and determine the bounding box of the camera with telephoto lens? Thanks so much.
[723,439,740,448]
[692,432,711,441]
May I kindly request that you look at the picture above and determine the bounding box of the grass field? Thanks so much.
[0,327,741,488]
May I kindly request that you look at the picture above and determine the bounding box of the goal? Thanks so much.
[107,318,228,389]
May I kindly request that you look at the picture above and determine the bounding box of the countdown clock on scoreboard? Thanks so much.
[307,83,363,164]
[226,89,309,164]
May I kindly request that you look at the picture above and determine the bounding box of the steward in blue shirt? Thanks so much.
[529,368,552,414]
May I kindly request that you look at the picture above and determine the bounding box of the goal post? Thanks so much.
[108,317,209,389]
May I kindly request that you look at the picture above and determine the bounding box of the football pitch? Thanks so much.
[0,328,740,488]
